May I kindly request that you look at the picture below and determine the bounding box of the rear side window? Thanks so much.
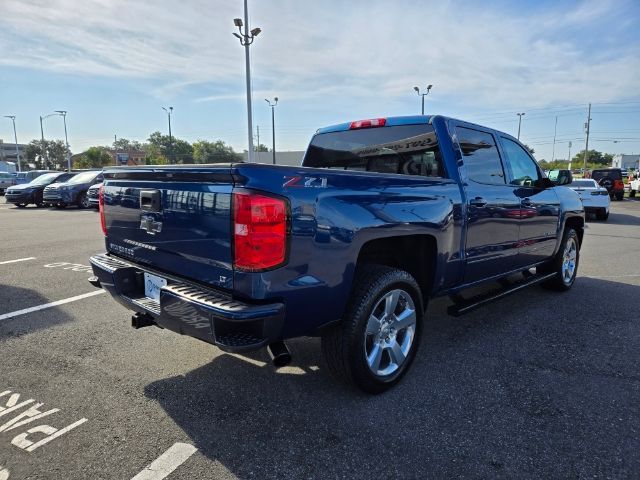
[591,170,621,181]
[456,127,505,185]
[303,125,444,178]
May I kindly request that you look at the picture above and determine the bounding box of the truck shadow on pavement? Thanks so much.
[144,276,640,479]
[0,284,74,339]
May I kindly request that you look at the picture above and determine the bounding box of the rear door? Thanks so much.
[498,136,560,267]
[454,124,521,283]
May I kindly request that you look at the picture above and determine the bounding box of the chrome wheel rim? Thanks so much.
[81,195,90,208]
[364,289,417,377]
[561,237,577,284]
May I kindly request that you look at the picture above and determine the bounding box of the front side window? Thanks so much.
[500,138,540,186]
[456,127,505,185]
[303,124,444,178]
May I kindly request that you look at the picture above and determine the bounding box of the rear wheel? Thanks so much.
[596,209,609,221]
[630,189,636,198]
[616,192,624,201]
[321,265,423,394]
[539,228,580,291]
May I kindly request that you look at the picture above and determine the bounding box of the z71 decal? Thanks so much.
[283,176,328,189]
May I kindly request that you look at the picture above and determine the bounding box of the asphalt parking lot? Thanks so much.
[0,200,639,479]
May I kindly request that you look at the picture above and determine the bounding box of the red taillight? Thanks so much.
[349,118,386,129]
[233,191,288,271]
[99,185,107,236]
[614,180,624,190]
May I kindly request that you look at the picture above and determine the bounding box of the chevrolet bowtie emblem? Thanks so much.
[139,215,162,235]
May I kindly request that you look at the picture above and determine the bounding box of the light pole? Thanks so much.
[3,116,21,172]
[265,97,278,164]
[567,141,572,170]
[413,85,432,115]
[162,107,173,164]
[233,2,261,163]
[39,113,59,168]
[516,112,525,140]
[54,110,71,172]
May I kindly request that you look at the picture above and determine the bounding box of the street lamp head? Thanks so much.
[413,86,419,94]
[170,106,173,112]
[250,27,261,36]
[3,115,15,120]
[54,110,67,116]
[232,32,242,40]
[234,18,243,27]
[274,97,278,103]
[427,84,433,91]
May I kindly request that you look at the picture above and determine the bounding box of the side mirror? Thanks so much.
[548,169,573,186]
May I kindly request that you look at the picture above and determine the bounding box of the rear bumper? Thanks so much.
[89,253,285,352]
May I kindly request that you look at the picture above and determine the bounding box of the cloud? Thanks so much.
[0,0,638,110]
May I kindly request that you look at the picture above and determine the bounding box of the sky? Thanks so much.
[1,0,639,162]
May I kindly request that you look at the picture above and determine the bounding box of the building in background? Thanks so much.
[612,154,640,170]
[111,149,146,166]
[0,140,27,165]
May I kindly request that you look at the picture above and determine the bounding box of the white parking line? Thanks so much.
[0,257,36,265]
[0,291,105,322]
[131,443,198,480]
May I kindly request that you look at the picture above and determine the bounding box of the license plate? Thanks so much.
[144,272,167,301]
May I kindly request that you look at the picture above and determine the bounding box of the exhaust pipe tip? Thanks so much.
[267,341,292,368]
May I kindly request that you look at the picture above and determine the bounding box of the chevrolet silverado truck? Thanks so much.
[89,115,584,393]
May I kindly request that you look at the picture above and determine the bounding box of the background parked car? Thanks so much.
[0,172,16,194]
[567,179,610,220]
[15,170,56,185]
[5,171,77,208]
[586,168,625,201]
[43,170,104,208]
[87,182,102,209]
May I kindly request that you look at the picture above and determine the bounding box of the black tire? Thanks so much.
[77,192,90,209]
[55,203,66,209]
[630,190,636,198]
[539,228,580,291]
[321,264,424,394]
[596,209,609,221]
[36,203,44,208]
[14,203,26,208]
[616,192,624,201]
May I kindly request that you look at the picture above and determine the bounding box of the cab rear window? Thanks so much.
[303,125,445,178]
[591,170,622,181]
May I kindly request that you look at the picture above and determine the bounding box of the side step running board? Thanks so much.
[447,272,557,317]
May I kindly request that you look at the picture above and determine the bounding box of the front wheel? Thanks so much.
[539,228,580,291]
[78,192,91,209]
[321,265,423,394]
[596,209,609,221]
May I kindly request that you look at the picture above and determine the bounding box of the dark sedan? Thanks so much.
[5,172,76,207]
[43,170,104,208]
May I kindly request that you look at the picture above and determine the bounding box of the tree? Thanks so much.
[572,149,608,166]
[255,143,269,152]
[74,147,112,169]
[192,140,242,164]
[147,131,193,164]
[523,144,535,155]
[25,139,68,169]
[113,138,142,151]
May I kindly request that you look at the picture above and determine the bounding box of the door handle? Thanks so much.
[469,197,487,207]
[521,198,533,207]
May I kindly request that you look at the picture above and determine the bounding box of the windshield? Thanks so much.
[29,173,60,185]
[303,124,444,177]
[570,180,597,188]
[66,171,99,184]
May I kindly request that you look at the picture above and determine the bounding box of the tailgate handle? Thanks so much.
[140,190,162,212]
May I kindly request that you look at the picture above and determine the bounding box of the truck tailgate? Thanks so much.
[102,167,234,290]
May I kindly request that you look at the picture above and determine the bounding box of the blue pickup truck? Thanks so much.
[89,115,584,393]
